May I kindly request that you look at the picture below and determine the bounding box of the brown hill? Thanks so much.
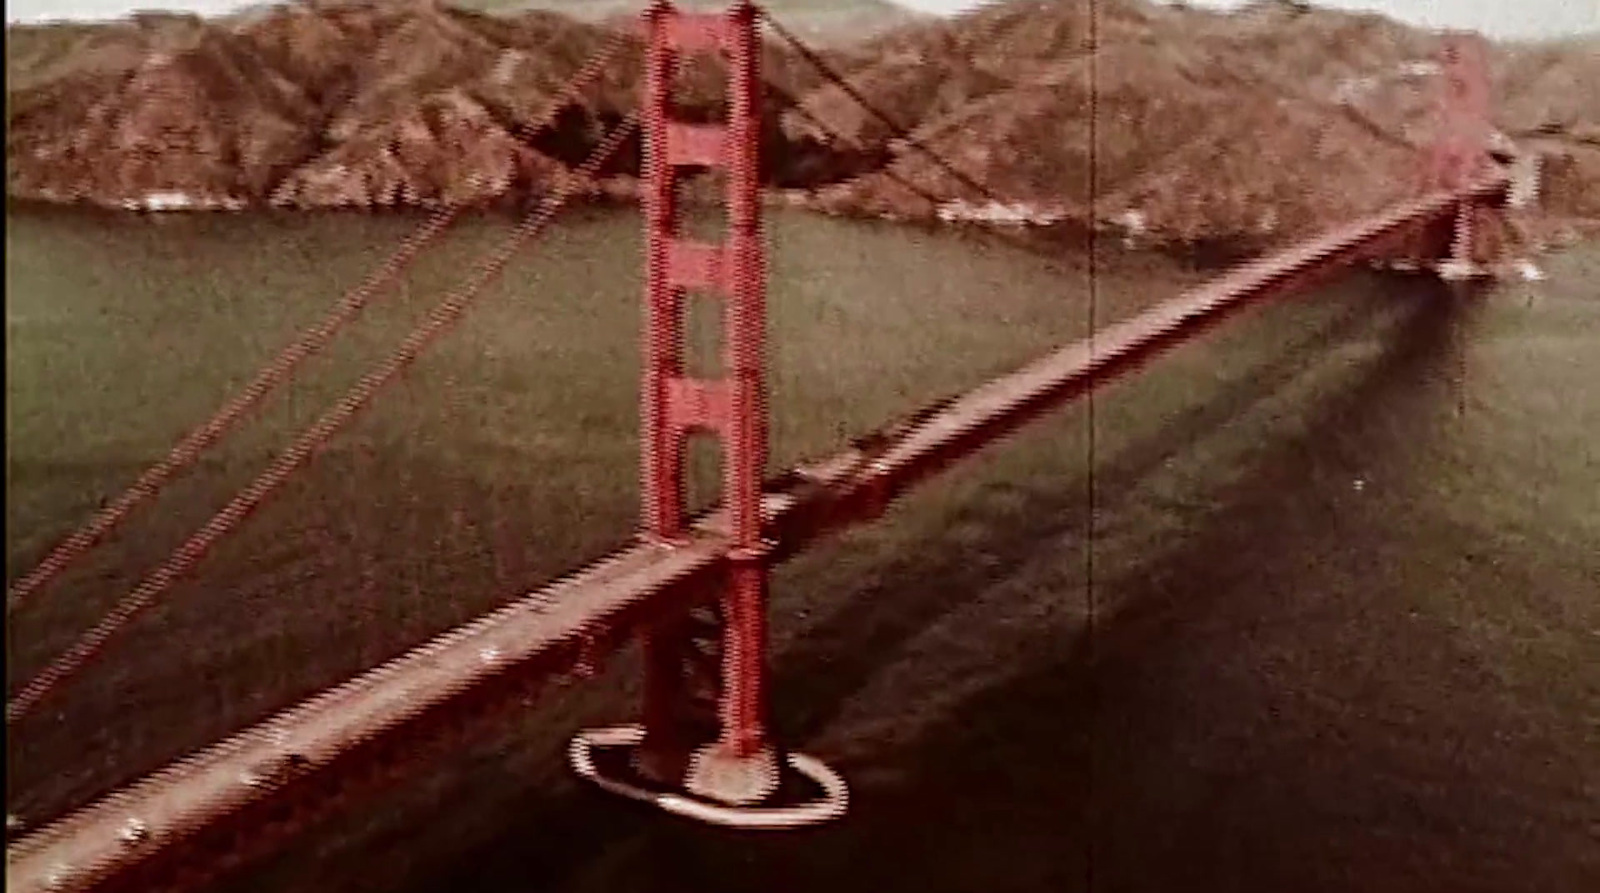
[1493,37,1600,139]
[7,2,639,209]
[857,0,1165,80]
[781,53,1011,151]
[7,14,320,206]
[268,86,569,208]
[5,0,1597,250]
[1537,142,1600,221]
[809,0,1597,249]
[5,1,845,210]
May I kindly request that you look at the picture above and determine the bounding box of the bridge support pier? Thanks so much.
[568,1,846,828]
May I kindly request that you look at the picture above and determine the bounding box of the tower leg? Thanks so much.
[684,553,779,805]
[635,614,702,785]
[1438,199,1483,281]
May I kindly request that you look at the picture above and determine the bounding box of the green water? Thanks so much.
[5,205,1597,892]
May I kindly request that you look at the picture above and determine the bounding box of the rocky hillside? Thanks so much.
[802,0,1600,249]
[6,0,1598,251]
[470,0,926,45]
[5,1,845,210]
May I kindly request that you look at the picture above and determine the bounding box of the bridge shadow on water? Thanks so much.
[765,275,1440,748]
[244,277,1587,893]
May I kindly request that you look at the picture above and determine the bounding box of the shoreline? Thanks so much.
[9,189,1596,278]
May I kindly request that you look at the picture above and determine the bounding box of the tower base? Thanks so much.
[568,724,848,829]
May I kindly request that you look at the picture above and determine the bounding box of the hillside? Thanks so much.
[6,0,1597,251]
[465,0,926,44]
[804,0,1599,250]
[5,1,841,210]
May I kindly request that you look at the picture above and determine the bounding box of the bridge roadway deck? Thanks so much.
[7,172,1509,893]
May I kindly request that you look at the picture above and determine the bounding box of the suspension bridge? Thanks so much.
[6,4,1517,891]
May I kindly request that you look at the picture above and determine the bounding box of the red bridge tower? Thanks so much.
[568,0,846,827]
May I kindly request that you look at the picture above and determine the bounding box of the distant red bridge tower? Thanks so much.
[1425,31,1499,278]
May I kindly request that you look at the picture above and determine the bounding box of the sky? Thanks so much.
[3,0,1596,41]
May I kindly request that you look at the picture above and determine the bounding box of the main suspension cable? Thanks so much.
[5,29,632,613]
[763,79,947,210]
[758,6,1010,206]
[6,111,641,725]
